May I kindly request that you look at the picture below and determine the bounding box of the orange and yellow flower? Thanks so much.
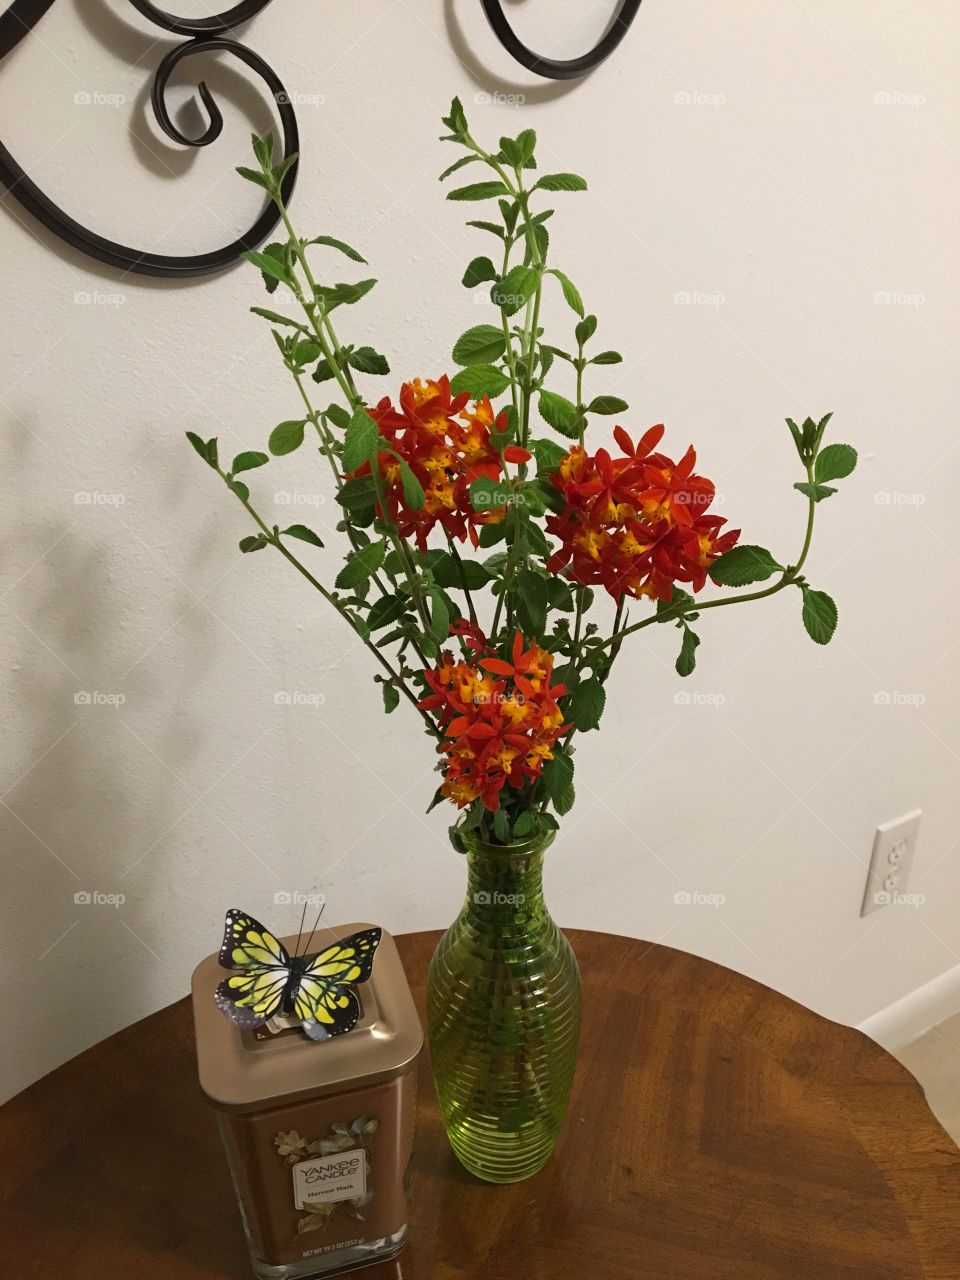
[349,376,530,550]
[419,630,569,811]
[546,424,740,601]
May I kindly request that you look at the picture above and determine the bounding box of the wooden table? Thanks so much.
[3,930,960,1278]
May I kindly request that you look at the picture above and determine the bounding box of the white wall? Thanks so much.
[3,0,959,1102]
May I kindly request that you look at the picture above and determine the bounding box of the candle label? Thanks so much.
[292,1148,367,1210]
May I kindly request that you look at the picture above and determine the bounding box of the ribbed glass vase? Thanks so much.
[426,823,581,1183]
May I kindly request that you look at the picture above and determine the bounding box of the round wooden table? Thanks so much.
[3,930,960,1278]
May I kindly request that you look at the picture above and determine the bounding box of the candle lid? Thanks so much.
[192,923,422,1112]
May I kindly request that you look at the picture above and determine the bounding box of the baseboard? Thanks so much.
[858,962,960,1051]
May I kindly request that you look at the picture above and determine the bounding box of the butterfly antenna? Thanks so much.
[292,896,309,959]
[299,902,327,959]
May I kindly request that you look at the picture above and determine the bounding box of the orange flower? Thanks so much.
[546,424,739,601]
[349,377,530,550]
[419,631,569,811]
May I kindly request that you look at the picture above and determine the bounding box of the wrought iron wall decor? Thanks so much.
[480,0,643,81]
[0,1,642,279]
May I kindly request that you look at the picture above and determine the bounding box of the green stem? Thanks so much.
[218,466,438,737]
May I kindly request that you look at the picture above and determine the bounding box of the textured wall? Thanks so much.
[2,0,959,1102]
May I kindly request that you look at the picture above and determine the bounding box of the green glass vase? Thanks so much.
[426,824,581,1183]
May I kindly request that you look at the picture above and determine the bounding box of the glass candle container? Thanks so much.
[192,923,422,1279]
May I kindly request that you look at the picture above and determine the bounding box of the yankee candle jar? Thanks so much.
[192,923,423,1279]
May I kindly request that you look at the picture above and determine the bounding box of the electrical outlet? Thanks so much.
[860,810,922,916]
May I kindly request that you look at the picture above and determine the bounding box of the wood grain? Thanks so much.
[2,930,959,1278]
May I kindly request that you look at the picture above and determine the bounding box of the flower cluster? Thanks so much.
[354,376,529,549]
[419,631,569,811]
[546,424,740,601]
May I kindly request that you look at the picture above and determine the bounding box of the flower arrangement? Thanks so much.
[187,99,856,847]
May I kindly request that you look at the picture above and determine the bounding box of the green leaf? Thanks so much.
[492,265,538,316]
[541,750,574,807]
[538,390,580,439]
[291,338,321,368]
[239,534,268,554]
[512,810,536,839]
[531,437,568,472]
[311,359,335,384]
[710,544,783,587]
[348,346,390,375]
[342,409,380,472]
[268,420,306,456]
[242,247,291,285]
[535,173,588,192]
[591,350,623,365]
[814,443,857,484]
[281,524,324,548]
[396,458,425,510]
[515,569,549,637]
[231,450,269,475]
[307,235,367,263]
[335,540,386,589]
[587,395,628,416]
[337,475,377,512]
[676,626,700,677]
[439,154,479,182]
[236,164,273,192]
[548,269,584,317]
[801,588,838,645]
[452,324,506,367]
[569,677,605,731]
[186,431,211,462]
[381,682,400,714]
[429,588,450,642]
[427,552,491,590]
[368,593,408,630]
[447,181,510,201]
[794,481,837,503]
[492,806,511,842]
[249,306,307,332]
[575,315,597,345]
[469,476,513,513]
[462,256,498,288]
[316,278,378,308]
[229,480,249,502]
[450,364,511,398]
[465,220,505,240]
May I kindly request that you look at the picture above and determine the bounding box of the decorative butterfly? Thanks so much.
[215,908,381,1037]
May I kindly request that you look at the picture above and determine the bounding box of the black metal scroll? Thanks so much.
[480,0,643,81]
[0,0,297,277]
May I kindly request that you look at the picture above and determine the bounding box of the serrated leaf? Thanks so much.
[452,324,506,366]
[591,350,623,365]
[794,481,837,503]
[676,626,700,677]
[575,314,597,345]
[367,594,407,630]
[335,540,386,589]
[381,682,400,713]
[429,588,450,642]
[541,750,574,807]
[710,544,783,587]
[439,154,479,181]
[570,677,605,731]
[491,265,539,316]
[235,165,273,191]
[469,476,512,513]
[801,588,838,645]
[538,390,580,438]
[512,810,536,838]
[239,534,268,554]
[282,524,324,548]
[342,409,380,472]
[450,365,511,398]
[447,181,510,201]
[587,395,628,415]
[814,443,857,484]
[242,247,291,285]
[535,173,588,192]
[231,450,269,476]
[462,256,498,288]
[548,268,584,317]
[465,220,505,239]
[249,306,307,332]
[348,346,390,375]
[307,235,367,263]
[269,420,306,456]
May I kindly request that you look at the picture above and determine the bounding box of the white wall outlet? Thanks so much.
[860,810,922,916]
